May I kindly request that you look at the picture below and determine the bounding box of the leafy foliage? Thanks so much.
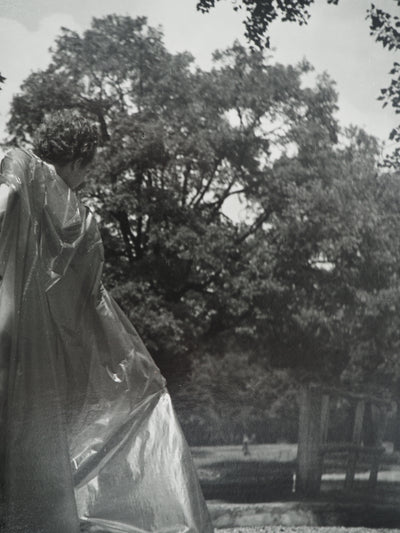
[368,2,400,167]
[196,0,339,49]
[7,16,339,380]
[175,351,299,444]
[196,1,400,166]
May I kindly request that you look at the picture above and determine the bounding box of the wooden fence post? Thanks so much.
[345,399,365,490]
[296,385,323,496]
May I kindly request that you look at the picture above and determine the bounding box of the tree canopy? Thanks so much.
[6,14,400,442]
[369,2,400,166]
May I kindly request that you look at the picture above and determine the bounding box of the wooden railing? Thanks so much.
[296,384,390,496]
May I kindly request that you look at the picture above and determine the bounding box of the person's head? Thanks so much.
[33,109,99,190]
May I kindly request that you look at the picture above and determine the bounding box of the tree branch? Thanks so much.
[235,209,271,244]
[189,158,222,208]
[111,209,135,263]
[181,162,191,206]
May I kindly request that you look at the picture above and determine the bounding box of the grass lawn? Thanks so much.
[191,443,297,467]
[190,443,400,504]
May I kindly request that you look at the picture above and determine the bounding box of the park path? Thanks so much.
[215,526,400,533]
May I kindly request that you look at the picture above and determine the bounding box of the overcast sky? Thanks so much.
[0,0,398,150]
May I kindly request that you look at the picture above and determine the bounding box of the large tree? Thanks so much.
[177,123,400,443]
[7,16,340,386]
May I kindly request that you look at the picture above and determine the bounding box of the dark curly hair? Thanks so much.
[33,109,99,167]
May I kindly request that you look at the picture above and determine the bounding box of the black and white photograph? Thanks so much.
[0,1,399,532]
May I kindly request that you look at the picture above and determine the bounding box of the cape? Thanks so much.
[0,148,213,533]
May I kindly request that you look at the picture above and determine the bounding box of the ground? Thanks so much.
[78,524,400,532]
[191,444,400,530]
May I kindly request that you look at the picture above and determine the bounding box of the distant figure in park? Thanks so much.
[0,110,213,533]
[242,433,251,456]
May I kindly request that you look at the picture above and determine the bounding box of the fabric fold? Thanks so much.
[0,148,213,533]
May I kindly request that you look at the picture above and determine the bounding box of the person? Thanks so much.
[0,110,213,533]
[242,433,250,456]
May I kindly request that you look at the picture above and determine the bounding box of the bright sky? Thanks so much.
[0,0,398,149]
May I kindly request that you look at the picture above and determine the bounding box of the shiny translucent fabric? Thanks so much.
[0,148,213,533]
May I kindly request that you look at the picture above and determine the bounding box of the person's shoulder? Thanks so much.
[1,146,32,173]
[0,148,43,197]
[2,146,31,161]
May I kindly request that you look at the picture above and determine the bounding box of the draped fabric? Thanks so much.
[0,148,213,533]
